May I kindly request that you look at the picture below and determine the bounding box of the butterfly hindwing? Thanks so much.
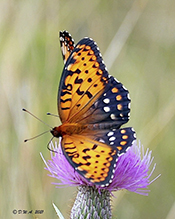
[61,135,119,186]
[61,127,135,186]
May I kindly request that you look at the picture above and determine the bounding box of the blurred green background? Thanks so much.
[1,0,175,218]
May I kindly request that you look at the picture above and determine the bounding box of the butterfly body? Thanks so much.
[51,123,87,137]
[51,31,136,187]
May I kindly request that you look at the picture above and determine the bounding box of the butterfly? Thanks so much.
[51,30,136,187]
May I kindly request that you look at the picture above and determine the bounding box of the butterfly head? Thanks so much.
[50,126,62,138]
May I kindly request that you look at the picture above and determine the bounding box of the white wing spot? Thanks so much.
[107,131,114,137]
[103,98,110,104]
[104,106,110,112]
[131,127,135,132]
[127,93,131,100]
[109,136,116,141]
[110,114,116,120]
[128,102,131,109]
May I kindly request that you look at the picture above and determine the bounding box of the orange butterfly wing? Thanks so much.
[58,38,110,123]
[61,127,135,186]
[62,135,116,185]
[58,37,130,127]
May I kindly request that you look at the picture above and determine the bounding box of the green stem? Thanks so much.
[71,185,112,219]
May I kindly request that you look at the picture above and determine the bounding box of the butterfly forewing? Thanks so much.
[58,38,114,123]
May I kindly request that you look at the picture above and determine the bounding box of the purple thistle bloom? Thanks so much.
[41,140,158,196]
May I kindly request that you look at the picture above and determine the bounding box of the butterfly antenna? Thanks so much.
[47,112,59,118]
[22,108,52,128]
[47,136,58,153]
[24,130,50,142]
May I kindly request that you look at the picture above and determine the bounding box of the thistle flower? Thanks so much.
[41,140,159,218]
[42,140,157,193]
